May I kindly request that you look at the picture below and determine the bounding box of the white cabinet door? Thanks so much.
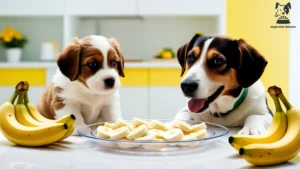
[0,0,64,15]
[148,87,187,119]
[138,0,225,15]
[119,87,148,120]
[66,0,138,15]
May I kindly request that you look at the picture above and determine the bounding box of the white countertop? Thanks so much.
[0,61,180,68]
[0,128,299,169]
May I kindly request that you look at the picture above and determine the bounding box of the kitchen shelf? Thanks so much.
[0,61,180,68]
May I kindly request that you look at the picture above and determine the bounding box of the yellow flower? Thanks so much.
[161,51,173,59]
[14,30,22,40]
[7,29,15,37]
[3,27,12,35]
[197,31,203,35]
[157,50,164,56]
[0,33,3,39]
[3,35,12,42]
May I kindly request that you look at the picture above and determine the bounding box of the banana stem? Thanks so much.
[272,96,283,112]
[278,93,293,110]
[9,91,19,104]
[24,92,29,105]
[17,91,25,104]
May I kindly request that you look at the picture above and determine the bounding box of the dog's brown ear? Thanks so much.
[236,39,268,88]
[109,38,125,77]
[57,37,82,81]
[177,43,189,76]
[177,34,201,76]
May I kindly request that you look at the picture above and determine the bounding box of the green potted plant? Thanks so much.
[0,27,27,62]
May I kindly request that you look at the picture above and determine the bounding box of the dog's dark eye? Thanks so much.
[187,54,196,64]
[88,62,99,72]
[111,60,117,67]
[213,57,225,67]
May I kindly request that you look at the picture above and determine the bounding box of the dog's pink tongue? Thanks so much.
[188,99,206,113]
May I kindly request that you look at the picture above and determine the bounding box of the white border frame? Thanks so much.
[289,0,300,107]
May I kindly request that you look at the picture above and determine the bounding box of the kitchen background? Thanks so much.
[0,0,299,120]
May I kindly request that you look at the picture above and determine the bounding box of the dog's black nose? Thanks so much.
[181,80,198,97]
[104,78,115,88]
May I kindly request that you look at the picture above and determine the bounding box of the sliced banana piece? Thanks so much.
[104,122,120,130]
[165,122,176,130]
[96,126,113,139]
[190,122,207,132]
[132,117,149,127]
[163,128,184,141]
[148,129,165,139]
[147,125,155,130]
[116,119,133,131]
[135,132,156,141]
[178,134,199,147]
[192,129,209,139]
[126,124,148,140]
[110,126,130,140]
[142,139,168,150]
[117,138,140,149]
[150,120,167,131]
[173,120,192,133]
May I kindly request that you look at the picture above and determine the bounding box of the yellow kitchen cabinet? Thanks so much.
[0,68,46,86]
[120,68,148,86]
[148,68,182,86]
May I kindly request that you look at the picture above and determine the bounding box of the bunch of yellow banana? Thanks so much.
[0,81,76,147]
[229,85,300,166]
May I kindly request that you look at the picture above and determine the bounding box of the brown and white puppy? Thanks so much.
[37,35,125,135]
[175,34,273,135]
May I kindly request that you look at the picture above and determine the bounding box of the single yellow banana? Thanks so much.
[60,125,74,140]
[240,86,300,166]
[15,91,45,127]
[59,117,76,140]
[0,92,68,146]
[229,87,287,151]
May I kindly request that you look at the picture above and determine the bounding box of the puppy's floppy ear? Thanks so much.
[57,37,82,81]
[177,43,189,76]
[236,39,268,88]
[275,2,280,9]
[109,38,125,77]
[177,34,201,76]
[285,2,291,9]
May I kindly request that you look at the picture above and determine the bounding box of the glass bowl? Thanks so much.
[78,119,229,153]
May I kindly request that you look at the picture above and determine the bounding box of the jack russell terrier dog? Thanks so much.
[37,35,124,135]
[174,34,273,135]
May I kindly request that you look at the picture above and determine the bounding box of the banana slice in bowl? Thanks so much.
[110,126,130,140]
[163,128,184,141]
[126,124,148,140]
